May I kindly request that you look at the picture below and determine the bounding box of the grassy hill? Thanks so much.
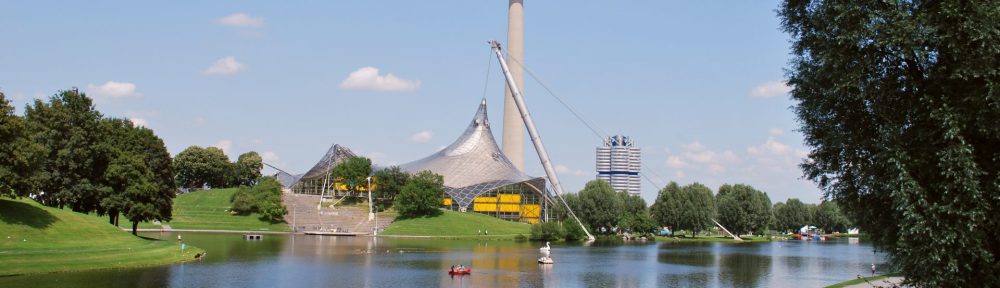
[144,188,289,232]
[381,209,530,238]
[0,197,203,276]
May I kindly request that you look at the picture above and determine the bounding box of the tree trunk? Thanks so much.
[114,214,119,227]
[132,221,138,235]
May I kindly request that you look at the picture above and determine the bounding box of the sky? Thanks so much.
[0,1,823,204]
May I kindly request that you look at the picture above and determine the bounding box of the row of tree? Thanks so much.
[555,180,658,236]
[772,198,850,233]
[173,146,262,189]
[0,90,175,234]
[648,181,850,237]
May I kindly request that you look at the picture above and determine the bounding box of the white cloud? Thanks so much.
[555,165,570,174]
[87,81,139,98]
[747,137,790,156]
[261,151,280,162]
[212,140,233,155]
[129,118,148,127]
[216,13,264,28]
[410,131,433,143]
[203,56,247,75]
[663,140,739,176]
[339,67,420,92]
[674,170,686,179]
[769,128,784,137]
[750,80,792,98]
[665,156,688,168]
[555,164,588,177]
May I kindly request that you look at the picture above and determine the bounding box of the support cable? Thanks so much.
[505,55,667,193]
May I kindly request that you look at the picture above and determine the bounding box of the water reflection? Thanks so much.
[0,233,886,288]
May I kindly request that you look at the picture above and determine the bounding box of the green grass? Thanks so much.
[143,188,289,232]
[380,209,530,238]
[824,273,902,288]
[0,197,203,276]
[655,235,773,243]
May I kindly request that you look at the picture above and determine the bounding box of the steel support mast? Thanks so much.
[489,40,595,241]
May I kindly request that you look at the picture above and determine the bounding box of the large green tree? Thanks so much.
[773,198,811,233]
[373,166,409,208]
[331,156,372,193]
[575,180,623,233]
[780,1,1000,285]
[99,118,176,234]
[813,201,850,234]
[395,170,443,217]
[0,92,42,198]
[651,182,716,236]
[716,184,771,236]
[24,89,107,211]
[173,146,232,189]
[618,192,656,234]
[235,151,263,186]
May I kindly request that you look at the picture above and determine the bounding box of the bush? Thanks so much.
[563,220,587,241]
[395,171,444,218]
[229,177,287,222]
[530,221,566,241]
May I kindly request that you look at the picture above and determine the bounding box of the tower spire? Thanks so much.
[502,0,525,170]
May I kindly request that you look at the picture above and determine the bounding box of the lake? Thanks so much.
[0,232,885,287]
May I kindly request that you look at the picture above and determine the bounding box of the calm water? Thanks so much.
[0,233,885,288]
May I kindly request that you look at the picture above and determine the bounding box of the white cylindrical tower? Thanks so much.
[502,0,526,170]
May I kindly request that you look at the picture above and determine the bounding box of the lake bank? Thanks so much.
[0,198,203,276]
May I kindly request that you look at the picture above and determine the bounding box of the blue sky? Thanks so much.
[0,1,821,204]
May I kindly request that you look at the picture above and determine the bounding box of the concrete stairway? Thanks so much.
[282,193,395,235]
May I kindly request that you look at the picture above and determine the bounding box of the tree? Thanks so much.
[230,177,286,223]
[773,198,811,233]
[173,146,232,189]
[716,184,771,236]
[575,180,623,233]
[99,118,176,233]
[24,89,107,211]
[0,92,42,198]
[373,166,409,208]
[331,156,372,194]
[651,182,716,236]
[617,192,656,234]
[235,151,263,186]
[395,170,443,217]
[780,1,1000,285]
[814,201,850,233]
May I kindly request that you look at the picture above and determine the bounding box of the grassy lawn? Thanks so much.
[655,235,773,243]
[381,209,530,238]
[142,188,289,232]
[0,198,203,276]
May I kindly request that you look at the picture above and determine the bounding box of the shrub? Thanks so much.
[563,220,587,241]
[229,177,287,222]
[530,221,566,241]
[395,171,444,218]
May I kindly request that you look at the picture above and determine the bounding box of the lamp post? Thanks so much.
[366,177,374,221]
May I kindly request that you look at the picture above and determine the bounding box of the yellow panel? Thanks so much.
[474,197,497,203]
[498,204,520,213]
[473,203,497,212]
[520,204,541,218]
[497,194,521,203]
[442,198,452,206]
[521,217,539,224]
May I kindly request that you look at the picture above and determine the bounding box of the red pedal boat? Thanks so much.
[448,267,472,275]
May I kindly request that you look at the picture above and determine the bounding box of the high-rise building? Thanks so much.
[596,135,641,195]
